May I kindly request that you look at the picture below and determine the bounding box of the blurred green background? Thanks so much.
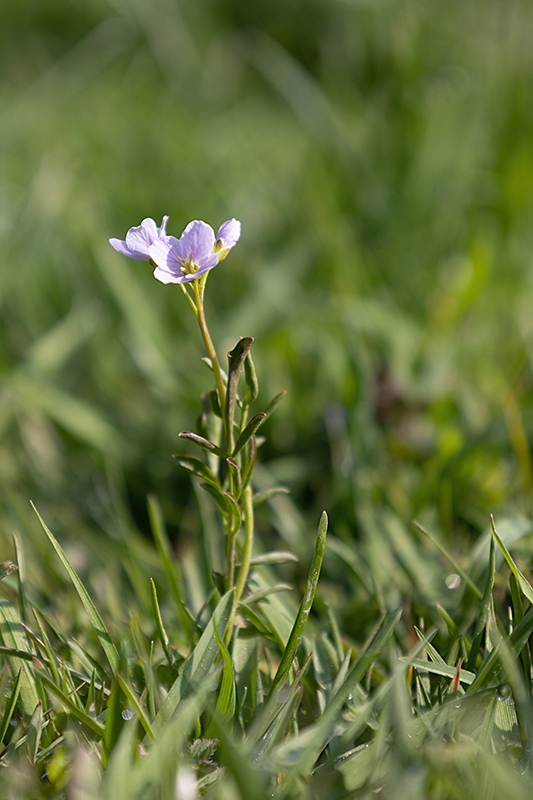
[2,0,533,624]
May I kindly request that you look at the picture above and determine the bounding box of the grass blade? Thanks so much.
[491,514,533,605]
[0,598,39,714]
[32,503,119,674]
[466,536,496,672]
[152,589,234,736]
[37,671,104,736]
[0,667,23,744]
[268,511,328,699]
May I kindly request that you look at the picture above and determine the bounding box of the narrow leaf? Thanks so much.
[0,667,23,744]
[149,578,171,664]
[246,584,293,605]
[244,350,259,406]
[510,573,532,694]
[249,551,298,566]
[466,536,495,671]
[200,483,242,534]
[226,337,254,443]
[400,656,476,684]
[37,671,104,736]
[208,388,222,418]
[26,701,43,765]
[268,511,328,698]
[491,514,533,605]
[0,598,39,714]
[226,457,242,498]
[264,391,286,418]
[233,413,267,457]
[172,454,219,486]
[252,487,290,507]
[178,431,226,458]
[211,619,236,721]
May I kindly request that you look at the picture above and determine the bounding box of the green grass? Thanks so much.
[2,0,533,796]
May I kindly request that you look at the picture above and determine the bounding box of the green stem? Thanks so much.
[225,485,254,643]
[180,283,197,315]
[234,485,254,604]
[193,279,227,423]
[225,533,236,593]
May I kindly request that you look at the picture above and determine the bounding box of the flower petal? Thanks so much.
[159,215,169,236]
[124,218,159,258]
[149,236,181,270]
[216,218,241,249]
[153,265,184,285]
[177,220,216,266]
[109,238,148,260]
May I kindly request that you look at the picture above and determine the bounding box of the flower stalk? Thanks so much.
[193,277,227,422]
[109,214,276,638]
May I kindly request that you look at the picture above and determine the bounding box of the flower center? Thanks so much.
[178,254,198,275]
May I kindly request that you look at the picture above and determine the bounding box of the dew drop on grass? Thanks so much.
[445,574,461,589]
[122,709,134,721]
[497,684,512,701]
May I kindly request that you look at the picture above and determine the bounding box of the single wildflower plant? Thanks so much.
[108,211,261,643]
[109,216,168,260]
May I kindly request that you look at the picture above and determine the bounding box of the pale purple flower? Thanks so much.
[149,218,241,285]
[109,216,169,260]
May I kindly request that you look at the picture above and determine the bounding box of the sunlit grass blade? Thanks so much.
[234,636,261,729]
[211,618,235,722]
[491,514,533,605]
[403,658,475,685]
[152,589,234,736]
[149,578,171,665]
[466,535,496,672]
[32,503,119,674]
[0,598,39,714]
[103,675,125,762]
[26,701,43,765]
[251,656,310,754]
[510,573,532,694]
[268,511,328,699]
[12,534,27,625]
[37,670,104,736]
